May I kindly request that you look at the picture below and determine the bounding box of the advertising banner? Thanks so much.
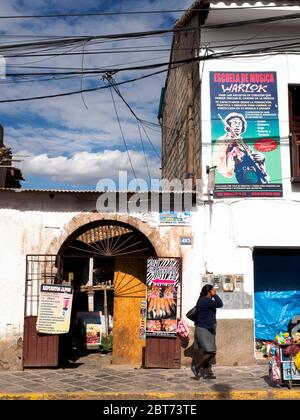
[210,71,282,198]
[85,324,102,349]
[36,284,73,334]
[146,259,180,337]
[159,211,191,225]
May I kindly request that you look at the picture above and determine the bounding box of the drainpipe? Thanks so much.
[187,65,196,189]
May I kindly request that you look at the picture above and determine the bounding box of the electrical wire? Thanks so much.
[6,10,300,56]
[109,84,136,179]
[108,77,161,159]
[0,67,169,103]
[80,40,89,110]
[0,5,296,19]
[5,36,300,61]
[4,37,300,81]
[0,26,202,53]
[137,122,152,182]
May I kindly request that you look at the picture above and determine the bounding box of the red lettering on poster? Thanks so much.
[249,73,274,83]
[254,139,278,152]
[214,72,274,83]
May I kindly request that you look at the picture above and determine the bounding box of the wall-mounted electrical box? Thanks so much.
[201,273,244,292]
[234,275,244,292]
[222,276,235,292]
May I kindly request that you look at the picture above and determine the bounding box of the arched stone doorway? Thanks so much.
[23,214,183,369]
[57,219,158,367]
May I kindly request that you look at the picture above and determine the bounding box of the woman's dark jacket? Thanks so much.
[195,295,223,331]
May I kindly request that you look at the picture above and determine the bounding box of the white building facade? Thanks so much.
[161,0,300,365]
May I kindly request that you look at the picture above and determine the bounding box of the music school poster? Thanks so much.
[210,71,283,198]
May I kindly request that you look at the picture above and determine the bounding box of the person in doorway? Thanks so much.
[213,112,269,184]
[191,284,223,380]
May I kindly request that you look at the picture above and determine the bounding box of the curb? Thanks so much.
[0,390,300,400]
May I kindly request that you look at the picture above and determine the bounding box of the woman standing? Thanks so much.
[191,284,223,380]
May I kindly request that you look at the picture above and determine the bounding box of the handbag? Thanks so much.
[186,305,197,322]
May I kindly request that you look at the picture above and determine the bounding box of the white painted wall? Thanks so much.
[199,4,300,322]
[0,207,78,340]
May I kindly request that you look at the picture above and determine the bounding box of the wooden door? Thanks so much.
[145,336,181,368]
[23,255,59,368]
[112,258,146,365]
[23,317,59,367]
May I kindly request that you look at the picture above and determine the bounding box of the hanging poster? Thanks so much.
[146,259,179,337]
[139,300,147,339]
[210,71,282,198]
[36,284,73,334]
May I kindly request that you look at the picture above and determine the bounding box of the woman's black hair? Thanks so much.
[200,284,213,297]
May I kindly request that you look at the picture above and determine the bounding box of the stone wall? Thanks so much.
[162,13,202,183]
[0,336,23,371]
[181,319,256,367]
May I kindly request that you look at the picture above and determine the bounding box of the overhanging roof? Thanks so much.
[0,188,196,195]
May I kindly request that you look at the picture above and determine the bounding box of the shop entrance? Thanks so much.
[23,221,157,368]
[254,248,300,359]
[59,221,157,367]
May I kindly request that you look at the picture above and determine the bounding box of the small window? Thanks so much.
[289,85,300,183]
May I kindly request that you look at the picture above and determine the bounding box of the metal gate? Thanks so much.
[23,255,59,368]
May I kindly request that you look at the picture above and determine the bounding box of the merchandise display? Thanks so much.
[268,329,300,389]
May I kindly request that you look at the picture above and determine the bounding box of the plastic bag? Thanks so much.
[269,359,281,383]
[177,319,189,338]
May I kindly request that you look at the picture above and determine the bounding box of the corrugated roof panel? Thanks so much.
[0,188,194,194]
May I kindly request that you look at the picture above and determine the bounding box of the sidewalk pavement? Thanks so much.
[0,358,299,400]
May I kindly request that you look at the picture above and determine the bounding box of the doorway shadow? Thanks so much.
[60,362,85,369]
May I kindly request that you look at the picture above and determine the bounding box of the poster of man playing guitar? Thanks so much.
[213,112,270,185]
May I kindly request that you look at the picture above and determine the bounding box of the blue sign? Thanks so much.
[282,361,300,380]
[180,237,192,245]
[159,211,191,225]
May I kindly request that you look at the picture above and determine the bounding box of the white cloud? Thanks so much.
[19,149,161,185]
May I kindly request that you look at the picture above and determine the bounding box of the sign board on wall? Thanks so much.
[210,71,283,198]
[146,259,180,337]
[36,284,73,334]
[180,237,192,245]
[159,211,191,225]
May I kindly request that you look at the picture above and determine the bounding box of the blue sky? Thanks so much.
[0,0,192,190]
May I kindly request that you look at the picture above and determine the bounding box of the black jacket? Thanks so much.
[195,295,223,330]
